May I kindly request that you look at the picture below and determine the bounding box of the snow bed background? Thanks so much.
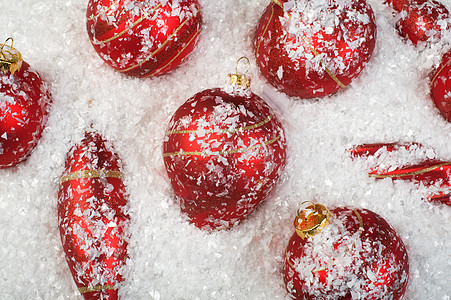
[0,0,450,299]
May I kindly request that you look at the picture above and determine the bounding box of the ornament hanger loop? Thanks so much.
[236,56,250,75]
[0,37,14,54]
[228,56,251,88]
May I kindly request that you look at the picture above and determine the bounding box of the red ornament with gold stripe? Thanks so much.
[86,0,202,78]
[254,0,377,99]
[58,131,130,299]
[384,0,450,46]
[0,38,52,168]
[163,58,287,231]
[283,202,409,299]
[431,49,451,122]
[349,143,451,206]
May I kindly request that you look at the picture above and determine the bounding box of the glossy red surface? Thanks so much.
[163,88,287,231]
[58,131,130,299]
[254,0,376,99]
[349,142,451,206]
[431,49,451,122]
[385,0,450,45]
[86,0,202,77]
[283,207,409,299]
[0,61,52,168]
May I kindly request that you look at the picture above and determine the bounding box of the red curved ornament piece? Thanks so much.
[58,131,130,299]
[349,143,451,206]
[283,206,409,299]
[370,160,451,206]
[163,88,287,231]
[86,0,202,78]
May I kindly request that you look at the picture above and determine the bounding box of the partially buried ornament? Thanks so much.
[254,0,377,99]
[283,202,409,299]
[163,58,287,231]
[58,131,130,299]
[384,0,450,46]
[0,38,52,168]
[349,142,451,206]
[431,49,451,122]
[86,0,202,77]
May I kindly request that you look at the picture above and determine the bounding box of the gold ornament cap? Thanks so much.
[227,56,251,88]
[0,38,23,74]
[294,201,332,239]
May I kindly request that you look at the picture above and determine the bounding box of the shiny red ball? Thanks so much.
[431,49,451,122]
[385,0,450,45]
[283,207,409,299]
[58,131,130,300]
[254,0,376,99]
[163,88,287,231]
[0,61,51,168]
[86,0,202,78]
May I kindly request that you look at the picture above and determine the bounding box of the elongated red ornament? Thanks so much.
[283,202,409,299]
[0,38,52,168]
[86,0,202,77]
[384,0,450,46]
[58,131,130,299]
[163,59,287,231]
[349,143,451,206]
[254,0,376,99]
[431,49,451,122]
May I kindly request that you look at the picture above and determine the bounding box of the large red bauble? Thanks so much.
[163,88,287,231]
[283,205,409,299]
[58,131,130,300]
[431,49,451,122]
[86,0,202,78]
[385,0,450,46]
[254,0,377,99]
[0,44,51,168]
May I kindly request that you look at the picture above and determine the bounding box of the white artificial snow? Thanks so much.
[0,0,450,299]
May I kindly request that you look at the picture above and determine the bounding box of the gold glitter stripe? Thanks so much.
[369,162,451,179]
[270,0,346,89]
[144,25,201,78]
[431,57,451,85]
[255,4,275,54]
[300,36,346,88]
[87,0,122,21]
[92,3,162,45]
[166,114,274,135]
[119,10,199,73]
[353,210,364,231]
[60,169,124,183]
[79,284,116,294]
[163,134,281,157]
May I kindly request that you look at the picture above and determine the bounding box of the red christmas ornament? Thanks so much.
[254,0,377,99]
[86,0,202,78]
[0,38,52,168]
[58,131,130,299]
[163,59,287,231]
[384,0,450,46]
[283,202,409,299]
[349,143,451,206]
[431,49,451,122]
